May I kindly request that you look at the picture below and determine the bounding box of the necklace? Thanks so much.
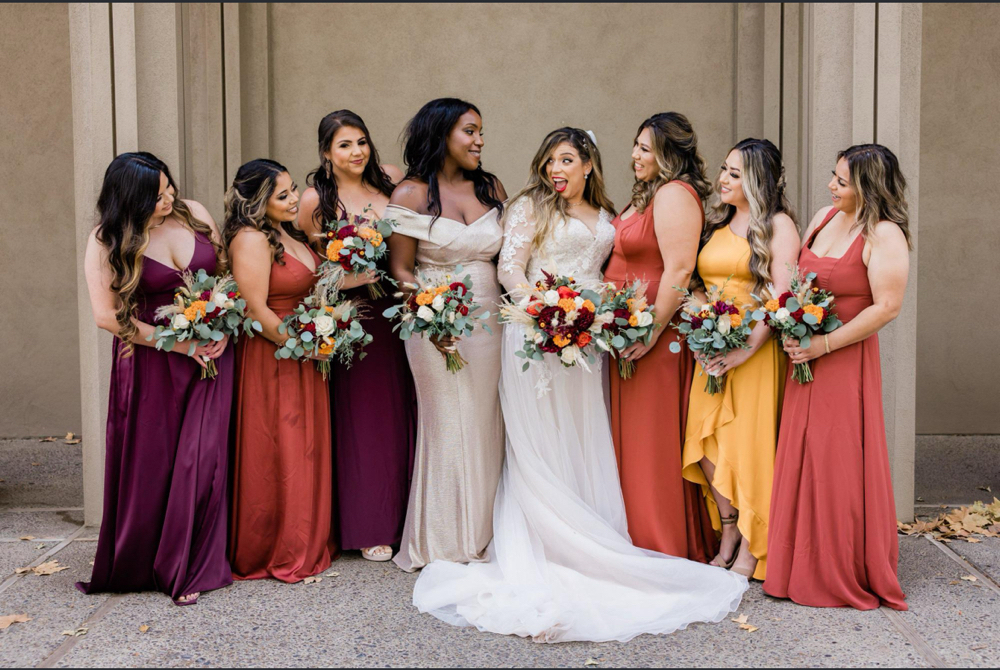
[149,215,168,230]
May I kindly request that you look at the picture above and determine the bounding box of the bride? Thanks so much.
[411,128,748,643]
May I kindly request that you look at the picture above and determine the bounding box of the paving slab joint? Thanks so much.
[35,594,126,668]
[0,525,86,596]
[879,606,949,668]
[924,535,1000,596]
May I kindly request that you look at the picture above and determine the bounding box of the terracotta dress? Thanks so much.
[764,209,907,610]
[229,246,336,582]
[385,204,505,573]
[681,224,786,581]
[77,232,233,604]
[605,181,718,563]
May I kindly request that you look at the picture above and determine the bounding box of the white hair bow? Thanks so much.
[585,130,597,146]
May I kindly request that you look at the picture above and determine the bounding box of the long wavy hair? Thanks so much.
[306,109,395,228]
[223,158,309,264]
[95,151,224,357]
[631,112,712,213]
[839,143,912,250]
[504,127,616,250]
[401,97,504,222]
[701,138,796,298]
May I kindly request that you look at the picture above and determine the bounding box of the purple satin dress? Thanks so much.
[77,232,234,603]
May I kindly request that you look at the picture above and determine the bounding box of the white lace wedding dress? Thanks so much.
[411,196,748,643]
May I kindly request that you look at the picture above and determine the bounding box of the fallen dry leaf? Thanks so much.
[31,560,69,576]
[303,576,322,584]
[139,624,150,633]
[61,626,88,637]
[967,537,982,543]
[971,644,987,651]
[14,567,30,575]
[739,623,760,632]
[30,463,40,467]
[731,614,749,625]
[0,614,32,630]
[961,575,978,582]
[948,580,961,585]
[584,659,601,667]
[65,439,81,445]
[35,544,45,550]
[65,432,75,441]
[19,535,36,541]
[325,571,340,577]
[978,486,992,493]
[39,436,57,442]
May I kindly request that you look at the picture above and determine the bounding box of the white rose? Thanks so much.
[595,312,614,326]
[544,290,560,306]
[171,314,190,330]
[717,314,732,335]
[223,299,236,310]
[211,292,227,307]
[447,311,457,324]
[574,296,584,308]
[533,332,545,344]
[774,307,790,322]
[636,311,654,327]
[343,236,357,248]
[313,314,335,336]
[560,346,579,365]
[432,294,446,312]
[401,312,413,322]
[417,305,435,321]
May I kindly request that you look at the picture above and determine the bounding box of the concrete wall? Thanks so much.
[917,3,1000,434]
[268,2,737,212]
[0,3,81,436]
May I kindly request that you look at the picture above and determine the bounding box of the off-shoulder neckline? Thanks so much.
[385,203,499,227]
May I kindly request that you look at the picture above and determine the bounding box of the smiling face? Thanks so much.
[149,171,175,226]
[266,171,300,223]
[325,125,370,179]
[828,157,857,212]
[631,127,659,183]
[718,149,748,208]
[545,141,591,203]
[446,109,485,171]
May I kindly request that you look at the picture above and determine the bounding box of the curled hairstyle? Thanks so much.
[95,151,225,357]
[306,109,395,227]
[504,127,616,250]
[401,97,504,222]
[838,144,912,250]
[702,138,796,298]
[223,158,309,264]
[631,112,712,213]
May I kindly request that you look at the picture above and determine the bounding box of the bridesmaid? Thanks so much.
[78,152,232,606]
[605,112,718,562]
[386,98,507,572]
[681,138,800,579]
[226,159,336,582]
[297,110,418,563]
[764,144,910,610]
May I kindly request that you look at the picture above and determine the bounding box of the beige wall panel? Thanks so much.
[0,3,81,436]
[917,3,1000,434]
[267,3,736,209]
[134,3,185,180]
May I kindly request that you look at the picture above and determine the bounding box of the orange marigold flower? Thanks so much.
[324,306,335,313]
[318,342,335,356]
[357,228,376,240]
[557,298,576,312]
[730,313,743,327]
[803,304,825,321]
[576,332,592,347]
[628,314,639,327]
[184,301,207,322]
[553,334,570,348]
[415,291,434,306]
[582,299,596,312]
[370,233,384,247]
[326,240,345,261]
[626,298,635,310]
[434,285,449,295]
[764,299,780,312]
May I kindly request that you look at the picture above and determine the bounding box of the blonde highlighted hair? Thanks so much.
[630,112,712,213]
[701,138,796,299]
[503,127,616,250]
[838,144,912,249]
[223,158,309,264]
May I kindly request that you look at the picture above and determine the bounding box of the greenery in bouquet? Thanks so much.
[318,206,397,299]
[599,279,658,379]
[274,294,372,380]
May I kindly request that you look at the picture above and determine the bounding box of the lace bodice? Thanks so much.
[498,197,615,296]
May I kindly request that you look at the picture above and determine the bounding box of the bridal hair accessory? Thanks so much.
[585,130,597,145]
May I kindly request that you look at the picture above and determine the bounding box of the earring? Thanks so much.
[585,172,590,180]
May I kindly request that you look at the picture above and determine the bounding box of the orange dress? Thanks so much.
[764,209,906,609]
[605,181,718,562]
[229,248,337,582]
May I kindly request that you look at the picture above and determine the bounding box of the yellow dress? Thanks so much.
[681,226,786,581]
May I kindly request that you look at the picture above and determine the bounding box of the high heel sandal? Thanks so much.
[709,513,740,569]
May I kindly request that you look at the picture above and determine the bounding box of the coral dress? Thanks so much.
[764,209,907,610]
[229,246,336,582]
[681,225,786,581]
[605,181,718,563]
[77,232,234,603]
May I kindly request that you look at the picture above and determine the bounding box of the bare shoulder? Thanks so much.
[872,219,909,249]
[182,199,216,227]
[300,186,319,208]
[389,178,429,212]
[494,178,508,202]
[772,212,801,241]
[381,164,405,185]
[228,227,270,255]
[653,180,702,215]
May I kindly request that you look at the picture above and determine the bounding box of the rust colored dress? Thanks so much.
[605,180,718,562]
[763,209,906,610]
[229,246,336,582]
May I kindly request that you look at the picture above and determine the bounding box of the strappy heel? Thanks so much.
[710,513,740,569]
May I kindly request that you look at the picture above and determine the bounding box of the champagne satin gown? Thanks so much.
[681,224,786,581]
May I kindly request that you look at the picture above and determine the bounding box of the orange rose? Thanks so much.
[557,298,576,312]
[576,332,592,347]
[526,302,542,316]
[628,314,639,327]
[803,304,825,321]
[318,341,335,356]
[357,227,376,240]
[626,298,635,310]
[553,334,570,348]
[370,233,384,247]
[326,240,345,261]
[764,299,780,312]
[415,291,434,306]
[730,313,743,327]
[582,299,595,312]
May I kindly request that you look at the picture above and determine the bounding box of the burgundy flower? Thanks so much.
[539,339,560,354]
[790,308,805,322]
[778,291,795,308]
[227,291,237,298]
[458,305,469,316]
[712,300,738,316]
[537,306,565,335]
[575,309,595,331]
[337,224,357,240]
[449,282,467,295]
[336,318,351,330]
[339,258,353,271]
[691,316,704,330]
[302,322,317,334]
[201,290,212,300]
[613,308,630,321]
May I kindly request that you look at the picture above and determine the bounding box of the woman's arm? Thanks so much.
[386,180,428,292]
[621,182,702,362]
[496,198,536,299]
[298,187,376,290]
[785,220,909,363]
[228,229,287,345]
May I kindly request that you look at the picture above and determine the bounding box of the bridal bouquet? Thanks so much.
[382,265,492,373]
[319,208,396,299]
[149,269,262,379]
[275,294,372,380]
[668,281,756,395]
[499,270,612,371]
[600,280,658,379]
[754,265,843,383]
